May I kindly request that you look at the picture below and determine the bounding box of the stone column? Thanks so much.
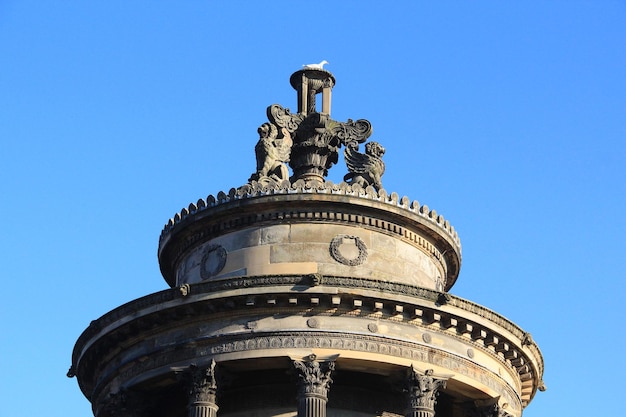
[293,355,336,417]
[406,367,447,417]
[300,72,309,115]
[187,360,219,417]
[321,82,332,115]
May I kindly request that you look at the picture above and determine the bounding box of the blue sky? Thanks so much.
[1,2,624,416]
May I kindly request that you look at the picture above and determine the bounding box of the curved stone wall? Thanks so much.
[159,180,462,292]
[70,277,544,417]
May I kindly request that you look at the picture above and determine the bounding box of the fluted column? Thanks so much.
[293,355,336,417]
[406,367,447,417]
[187,360,219,417]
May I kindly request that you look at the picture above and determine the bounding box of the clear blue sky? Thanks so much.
[1,2,624,416]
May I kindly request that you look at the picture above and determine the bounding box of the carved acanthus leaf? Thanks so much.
[293,358,336,396]
[407,367,447,412]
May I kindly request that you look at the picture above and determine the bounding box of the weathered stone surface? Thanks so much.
[71,68,543,417]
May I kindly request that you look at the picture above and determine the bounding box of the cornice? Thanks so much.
[71,275,543,406]
[160,181,460,248]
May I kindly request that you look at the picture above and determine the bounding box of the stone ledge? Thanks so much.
[160,180,460,252]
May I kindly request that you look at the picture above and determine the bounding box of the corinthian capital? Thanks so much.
[293,355,336,398]
[406,367,447,415]
[187,360,218,404]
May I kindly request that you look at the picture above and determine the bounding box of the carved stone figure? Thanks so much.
[246,69,381,186]
[343,141,386,190]
[249,122,293,183]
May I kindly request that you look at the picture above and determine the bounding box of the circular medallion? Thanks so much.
[330,235,368,266]
[307,318,319,328]
[200,244,227,280]
[422,333,432,343]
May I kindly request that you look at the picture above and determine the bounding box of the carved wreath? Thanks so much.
[200,244,227,280]
[329,235,367,266]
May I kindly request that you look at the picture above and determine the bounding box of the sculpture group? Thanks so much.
[250,67,386,190]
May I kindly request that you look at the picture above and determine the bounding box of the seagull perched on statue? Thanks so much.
[303,60,329,70]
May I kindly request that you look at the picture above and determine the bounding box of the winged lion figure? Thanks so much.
[343,141,386,190]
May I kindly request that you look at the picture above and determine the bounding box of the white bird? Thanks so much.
[303,60,329,70]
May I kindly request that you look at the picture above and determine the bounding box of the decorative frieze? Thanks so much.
[93,330,521,415]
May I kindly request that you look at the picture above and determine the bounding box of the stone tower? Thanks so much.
[69,67,544,417]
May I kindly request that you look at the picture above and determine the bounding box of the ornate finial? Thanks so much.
[248,70,385,187]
